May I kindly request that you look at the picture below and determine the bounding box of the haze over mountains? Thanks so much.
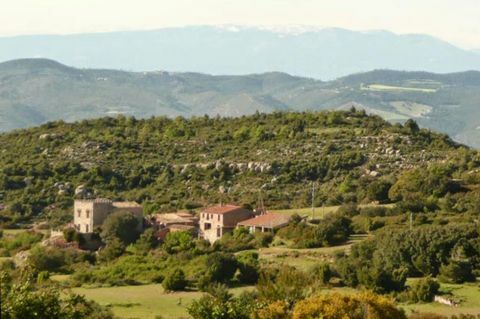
[1,26,480,80]
[1,58,480,147]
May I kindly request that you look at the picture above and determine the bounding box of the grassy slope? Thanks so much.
[71,285,253,319]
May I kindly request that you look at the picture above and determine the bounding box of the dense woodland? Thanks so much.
[1,110,480,318]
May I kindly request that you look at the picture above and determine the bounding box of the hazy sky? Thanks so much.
[2,0,480,49]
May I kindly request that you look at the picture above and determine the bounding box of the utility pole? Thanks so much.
[311,181,316,220]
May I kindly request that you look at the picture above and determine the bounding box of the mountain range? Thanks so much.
[1,58,480,147]
[1,26,480,80]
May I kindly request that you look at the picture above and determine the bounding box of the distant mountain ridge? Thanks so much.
[1,26,480,80]
[1,58,480,147]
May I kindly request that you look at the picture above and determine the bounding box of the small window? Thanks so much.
[86,210,90,218]
[204,223,212,230]
[216,228,221,237]
[77,209,81,218]
[85,224,89,232]
[217,214,220,221]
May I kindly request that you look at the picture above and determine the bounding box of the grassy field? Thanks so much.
[72,285,253,319]
[256,235,368,271]
[362,84,437,93]
[272,204,394,219]
[401,282,480,317]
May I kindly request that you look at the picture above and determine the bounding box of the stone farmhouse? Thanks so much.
[73,198,143,234]
[151,211,198,241]
[199,204,255,243]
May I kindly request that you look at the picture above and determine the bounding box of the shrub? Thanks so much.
[198,252,237,290]
[236,252,260,284]
[163,231,194,254]
[162,268,187,291]
[310,263,332,285]
[292,292,406,319]
[408,277,440,303]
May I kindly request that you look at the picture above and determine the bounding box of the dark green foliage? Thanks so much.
[187,284,257,319]
[335,224,480,293]
[133,228,157,255]
[198,252,237,290]
[257,266,311,305]
[28,246,94,272]
[0,231,43,256]
[214,228,257,252]
[310,262,332,285]
[0,270,115,319]
[163,231,194,254]
[236,252,260,284]
[72,255,165,286]
[0,110,464,226]
[98,237,125,262]
[438,261,476,284]
[276,212,352,248]
[100,211,140,245]
[315,213,352,246]
[162,268,188,291]
[408,277,440,302]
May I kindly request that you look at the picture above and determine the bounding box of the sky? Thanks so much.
[2,0,480,50]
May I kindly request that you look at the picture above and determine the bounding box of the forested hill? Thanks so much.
[1,110,479,227]
[2,59,480,147]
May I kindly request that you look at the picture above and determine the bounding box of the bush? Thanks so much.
[292,292,406,319]
[310,263,332,285]
[198,252,237,290]
[163,231,194,254]
[236,252,260,284]
[408,277,440,302]
[162,268,187,291]
[98,237,125,262]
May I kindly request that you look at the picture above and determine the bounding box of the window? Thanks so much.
[86,210,90,218]
[216,228,221,237]
[217,214,220,221]
[204,223,211,230]
[85,224,89,232]
[77,209,81,218]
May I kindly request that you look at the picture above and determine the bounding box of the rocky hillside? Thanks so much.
[0,110,472,227]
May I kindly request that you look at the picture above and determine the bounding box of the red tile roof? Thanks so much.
[237,212,291,228]
[202,204,246,214]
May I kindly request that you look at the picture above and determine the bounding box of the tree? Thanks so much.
[404,119,420,134]
[198,252,237,290]
[438,260,475,284]
[236,252,260,284]
[133,228,157,255]
[100,211,140,245]
[1,270,114,319]
[162,268,187,291]
[292,292,406,319]
[163,231,194,254]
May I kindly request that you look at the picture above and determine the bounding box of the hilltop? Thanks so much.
[1,59,480,147]
[0,109,474,227]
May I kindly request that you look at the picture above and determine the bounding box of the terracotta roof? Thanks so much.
[202,204,246,214]
[237,212,291,228]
